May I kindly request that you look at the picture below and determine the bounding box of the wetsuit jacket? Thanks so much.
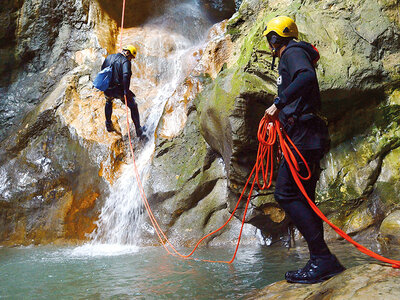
[274,40,328,151]
[101,53,132,95]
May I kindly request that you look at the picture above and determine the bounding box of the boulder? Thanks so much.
[250,264,400,300]
[380,210,400,244]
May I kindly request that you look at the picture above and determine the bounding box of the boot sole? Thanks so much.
[286,267,345,284]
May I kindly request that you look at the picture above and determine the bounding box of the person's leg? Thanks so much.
[274,150,344,283]
[104,92,114,132]
[124,91,144,137]
[275,156,331,258]
[278,198,331,257]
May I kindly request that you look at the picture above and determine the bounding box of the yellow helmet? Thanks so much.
[123,45,137,58]
[263,16,298,39]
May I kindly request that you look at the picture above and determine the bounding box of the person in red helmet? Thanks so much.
[101,45,146,139]
[263,16,345,284]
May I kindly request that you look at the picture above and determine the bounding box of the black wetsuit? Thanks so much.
[273,40,331,258]
[102,53,141,134]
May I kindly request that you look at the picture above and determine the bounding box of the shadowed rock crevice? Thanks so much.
[168,178,220,228]
[203,202,227,228]
[5,109,57,156]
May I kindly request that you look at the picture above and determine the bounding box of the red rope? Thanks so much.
[119,0,400,267]
[119,0,126,52]
[265,116,400,269]
[123,97,281,263]
[124,95,400,267]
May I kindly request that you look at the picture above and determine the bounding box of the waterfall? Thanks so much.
[73,0,216,256]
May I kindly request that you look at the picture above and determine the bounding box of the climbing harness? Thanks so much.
[118,0,400,268]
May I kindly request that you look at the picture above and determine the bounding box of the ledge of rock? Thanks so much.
[250,264,400,300]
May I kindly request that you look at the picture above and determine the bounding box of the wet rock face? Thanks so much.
[1,0,399,250]
[250,264,400,300]
[0,0,93,141]
[96,0,237,27]
[0,52,133,245]
[0,114,107,245]
[0,0,123,245]
[0,0,240,247]
[189,0,400,244]
[380,211,400,244]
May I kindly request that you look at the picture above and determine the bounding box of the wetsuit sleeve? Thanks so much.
[275,48,316,110]
[122,61,132,95]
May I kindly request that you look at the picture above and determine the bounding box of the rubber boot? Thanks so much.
[285,255,345,284]
[137,125,148,141]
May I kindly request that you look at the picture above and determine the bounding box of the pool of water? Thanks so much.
[1,242,399,299]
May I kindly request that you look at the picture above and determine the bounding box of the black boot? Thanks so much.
[105,121,115,132]
[136,125,148,141]
[285,255,345,284]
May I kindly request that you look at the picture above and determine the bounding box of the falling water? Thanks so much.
[74,0,217,255]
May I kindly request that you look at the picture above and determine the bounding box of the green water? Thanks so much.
[1,242,399,299]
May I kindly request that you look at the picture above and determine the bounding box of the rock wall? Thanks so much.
[1,0,400,248]
[0,0,126,245]
[148,0,400,247]
[0,0,119,141]
[0,0,240,246]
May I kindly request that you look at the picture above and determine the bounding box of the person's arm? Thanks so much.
[122,61,132,95]
[274,48,316,110]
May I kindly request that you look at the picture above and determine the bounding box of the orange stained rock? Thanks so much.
[1,189,100,246]
[158,76,202,139]
[200,22,233,79]
[58,77,130,184]
[64,190,100,240]
[263,206,286,223]
[75,48,98,66]
[92,1,119,54]
[4,219,28,246]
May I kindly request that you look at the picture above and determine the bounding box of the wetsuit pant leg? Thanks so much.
[104,97,113,123]
[125,90,141,135]
[105,88,141,134]
[104,88,118,123]
[275,150,331,258]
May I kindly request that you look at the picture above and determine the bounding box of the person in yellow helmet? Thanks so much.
[101,45,146,139]
[263,16,345,284]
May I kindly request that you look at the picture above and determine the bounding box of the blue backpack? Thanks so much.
[93,65,113,91]
[93,55,118,91]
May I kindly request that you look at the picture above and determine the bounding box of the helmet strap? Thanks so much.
[269,42,282,71]
[267,33,285,70]
[271,55,276,71]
